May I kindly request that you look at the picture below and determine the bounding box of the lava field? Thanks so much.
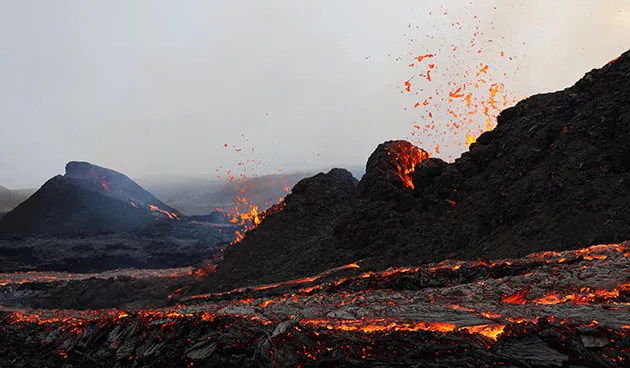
[1,242,628,367]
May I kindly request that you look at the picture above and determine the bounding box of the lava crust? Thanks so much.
[1,243,629,367]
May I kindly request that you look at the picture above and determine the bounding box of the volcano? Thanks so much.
[0,162,181,234]
[208,50,630,291]
[1,52,630,368]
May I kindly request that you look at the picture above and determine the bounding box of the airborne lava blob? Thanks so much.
[218,135,292,243]
[402,3,525,159]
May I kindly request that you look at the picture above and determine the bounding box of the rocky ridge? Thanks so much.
[209,50,630,291]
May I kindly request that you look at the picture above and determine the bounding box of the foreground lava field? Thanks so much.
[1,242,628,367]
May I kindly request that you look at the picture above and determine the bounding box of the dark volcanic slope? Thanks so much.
[0,162,181,234]
[217,169,360,285]
[211,50,630,291]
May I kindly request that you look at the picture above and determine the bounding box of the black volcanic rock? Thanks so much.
[213,168,358,288]
[0,162,181,234]
[358,140,429,201]
[206,50,630,291]
[64,161,179,215]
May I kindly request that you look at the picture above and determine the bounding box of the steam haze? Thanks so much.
[1,1,628,189]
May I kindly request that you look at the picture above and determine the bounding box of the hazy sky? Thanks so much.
[1,1,629,188]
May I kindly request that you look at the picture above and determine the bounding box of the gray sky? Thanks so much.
[1,1,629,189]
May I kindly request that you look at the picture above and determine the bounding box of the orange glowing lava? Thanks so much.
[501,286,530,305]
[459,324,505,341]
[218,139,292,245]
[302,318,456,334]
[148,204,180,220]
[404,8,525,159]
[384,142,429,189]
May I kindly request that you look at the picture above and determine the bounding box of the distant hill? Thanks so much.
[0,162,181,234]
[0,185,12,212]
[136,166,365,216]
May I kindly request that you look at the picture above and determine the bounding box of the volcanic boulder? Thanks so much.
[0,162,181,234]
[357,140,429,201]
[207,50,630,291]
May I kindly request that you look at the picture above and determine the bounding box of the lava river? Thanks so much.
[1,243,629,367]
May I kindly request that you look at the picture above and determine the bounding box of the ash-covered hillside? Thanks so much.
[210,50,630,291]
[0,161,181,234]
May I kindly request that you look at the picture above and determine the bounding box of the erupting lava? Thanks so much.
[218,138,291,244]
[403,5,524,159]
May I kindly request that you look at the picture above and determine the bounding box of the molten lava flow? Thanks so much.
[532,283,630,305]
[253,262,360,292]
[148,204,180,220]
[501,286,530,305]
[302,318,457,333]
[384,142,429,189]
[459,324,505,341]
[3,242,629,365]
